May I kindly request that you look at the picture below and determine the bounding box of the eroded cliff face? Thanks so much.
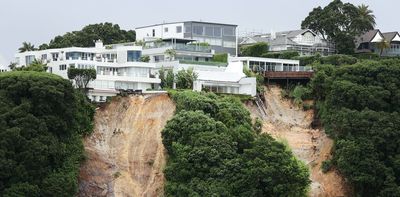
[78,94,175,197]
[247,86,349,197]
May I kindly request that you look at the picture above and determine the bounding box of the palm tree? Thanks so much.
[8,62,17,70]
[376,39,391,57]
[18,42,36,52]
[356,4,376,32]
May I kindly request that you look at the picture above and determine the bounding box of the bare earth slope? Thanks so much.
[78,94,175,197]
[247,86,349,197]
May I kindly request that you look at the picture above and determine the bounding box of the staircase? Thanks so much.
[255,94,267,119]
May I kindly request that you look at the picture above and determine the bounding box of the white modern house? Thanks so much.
[14,41,161,102]
[229,56,303,72]
[14,39,257,99]
[192,61,256,96]
[136,21,238,56]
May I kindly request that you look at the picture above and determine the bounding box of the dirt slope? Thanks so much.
[78,94,175,197]
[247,86,349,197]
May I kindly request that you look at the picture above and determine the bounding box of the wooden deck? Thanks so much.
[264,71,314,79]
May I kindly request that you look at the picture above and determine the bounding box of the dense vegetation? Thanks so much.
[309,59,400,196]
[18,23,135,52]
[162,91,310,196]
[158,68,198,89]
[302,0,376,54]
[240,42,269,57]
[212,53,228,63]
[0,71,94,196]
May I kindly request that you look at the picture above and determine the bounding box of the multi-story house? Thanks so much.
[240,29,335,56]
[135,21,238,56]
[355,29,400,56]
[14,40,161,102]
[142,38,214,63]
[14,40,257,98]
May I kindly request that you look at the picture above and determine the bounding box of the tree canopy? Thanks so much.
[0,71,94,196]
[67,68,97,90]
[163,91,310,196]
[301,0,376,54]
[310,59,400,196]
[240,42,269,57]
[40,23,135,49]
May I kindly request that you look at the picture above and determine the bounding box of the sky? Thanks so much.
[0,0,399,64]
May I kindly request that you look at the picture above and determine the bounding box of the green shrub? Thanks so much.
[310,59,400,196]
[0,71,94,196]
[212,53,228,63]
[163,91,310,196]
[321,54,358,66]
[321,160,333,173]
[240,42,269,57]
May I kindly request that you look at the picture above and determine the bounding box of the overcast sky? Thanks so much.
[0,0,399,64]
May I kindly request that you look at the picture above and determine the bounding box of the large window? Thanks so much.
[185,26,191,33]
[176,26,182,33]
[51,53,59,61]
[66,52,81,60]
[127,50,142,62]
[205,26,214,36]
[25,55,35,65]
[214,27,222,37]
[59,64,67,70]
[193,26,204,35]
[223,27,235,36]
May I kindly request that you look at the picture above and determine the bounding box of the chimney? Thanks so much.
[95,40,104,48]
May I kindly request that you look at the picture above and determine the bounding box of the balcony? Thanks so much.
[144,42,212,53]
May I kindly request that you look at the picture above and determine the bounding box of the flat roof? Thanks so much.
[135,21,238,29]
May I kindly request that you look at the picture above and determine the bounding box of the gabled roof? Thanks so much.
[382,32,400,42]
[356,29,382,44]
[239,36,270,45]
[268,36,297,46]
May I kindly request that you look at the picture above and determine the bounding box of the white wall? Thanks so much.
[136,23,185,41]
[238,77,257,96]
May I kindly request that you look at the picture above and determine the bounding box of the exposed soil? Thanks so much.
[247,86,349,197]
[78,94,175,197]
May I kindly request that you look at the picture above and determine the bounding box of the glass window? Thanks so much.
[164,27,168,32]
[52,53,59,61]
[205,27,213,36]
[152,29,155,37]
[223,27,235,36]
[185,26,191,33]
[214,27,222,37]
[193,26,204,35]
[66,52,81,60]
[59,64,67,70]
[176,26,182,33]
[41,54,47,61]
[127,50,142,62]
[25,55,35,65]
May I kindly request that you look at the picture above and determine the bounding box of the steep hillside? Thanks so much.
[247,85,349,197]
[78,94,175,196]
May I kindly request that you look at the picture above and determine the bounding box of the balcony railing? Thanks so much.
[179,60,228,67]
[144,42,211,53]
